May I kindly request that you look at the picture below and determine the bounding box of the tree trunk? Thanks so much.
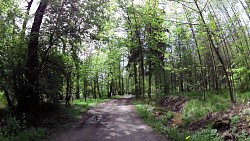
[96,75,101,98]
[194,0,235,103]
[19,0,47,115]
[133,61,139,98]
[75,70,80,99]
[132,1,145,98]
[65,74,71,107]
[108,80,113,98]
[83,76,87,101]
[148,61,152,99]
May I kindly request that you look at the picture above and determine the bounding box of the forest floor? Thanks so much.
[44,95,166,141]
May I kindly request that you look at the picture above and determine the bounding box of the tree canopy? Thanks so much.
[1,0,250,115]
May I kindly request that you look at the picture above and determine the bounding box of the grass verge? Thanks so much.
[134,101,223,141]
[133,90,248,141]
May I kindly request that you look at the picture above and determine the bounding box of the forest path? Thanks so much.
[45,95,166,141]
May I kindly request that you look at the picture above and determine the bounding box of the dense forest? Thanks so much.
[1,0,250,140]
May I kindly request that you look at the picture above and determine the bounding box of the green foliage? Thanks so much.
[3,116,21,135]
[0,127,46,141]
[0,116,46,141]
[134,102,166,133]
[135,99,225,141]
[0,91,7,108]
[230,115,241,125]
[163,126,189,141]
[69,98,109,118]
[40,52,66,103]
[190,128,223,141]
[165,111,174,120]
[233,67,250,91]
[182,92,230,124]
[237,91,250,103]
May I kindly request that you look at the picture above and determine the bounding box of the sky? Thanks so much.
[18,0,250,39]
[19,0,39,29]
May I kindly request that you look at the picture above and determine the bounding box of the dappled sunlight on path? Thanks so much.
[45,96,166,141]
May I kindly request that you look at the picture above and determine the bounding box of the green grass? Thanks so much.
[134,90,250,141]
[134,102,166,133]
[134,101,223,141]
[236,91,250,103]
[182,90,250,125]
[70,98,109,118]
[134,101,189,140]
[180,91,231,124]
[112,95,124,99]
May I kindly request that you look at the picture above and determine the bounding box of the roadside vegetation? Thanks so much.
[134,90,250,141]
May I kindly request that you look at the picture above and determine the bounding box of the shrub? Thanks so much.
[0,116,46,141]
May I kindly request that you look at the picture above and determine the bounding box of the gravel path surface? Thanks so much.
[45,96,166,141]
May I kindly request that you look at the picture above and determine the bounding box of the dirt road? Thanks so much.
[45,96,166,141]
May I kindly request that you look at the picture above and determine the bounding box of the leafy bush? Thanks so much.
[0,116,46,141]
[1,116,21,136]
[233,67,250,91]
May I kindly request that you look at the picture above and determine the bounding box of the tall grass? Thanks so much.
[134,101,223,141]
[183,92,231,124]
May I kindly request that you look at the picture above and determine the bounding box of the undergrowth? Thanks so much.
[182,90,250,125]
[0,98,109,141]
[0,116,46,141]
[135,102,223,141]
[133,90,249,141]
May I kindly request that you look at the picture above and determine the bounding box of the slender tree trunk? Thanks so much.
[83,76,87,101]
[75,68,80,99]
[96,75,101,98]
[194,0,235,103]
[65,74,70,107]
[184,6,206,99]
[148,61,152,99]
[108,80,113,98]
[93,80,97,99]
[133,60,139,98]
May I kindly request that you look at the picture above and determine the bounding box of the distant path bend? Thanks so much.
[46,95,166,141]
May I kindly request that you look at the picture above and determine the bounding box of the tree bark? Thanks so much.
[65,73,71,107]
[148,61,152,99]
[83,76,87,101]
[19,0,47,114]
